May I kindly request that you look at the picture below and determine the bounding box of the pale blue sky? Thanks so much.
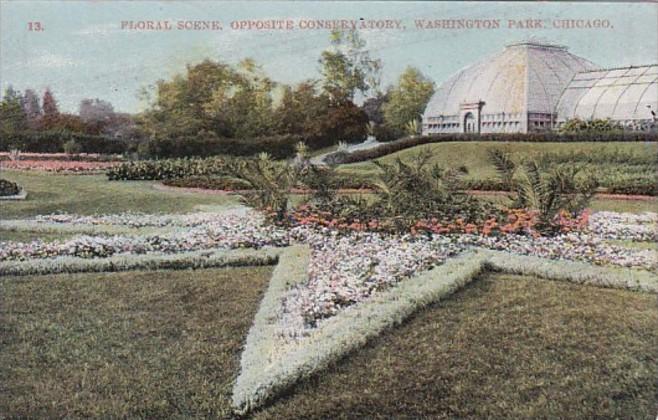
[1,1,656,113]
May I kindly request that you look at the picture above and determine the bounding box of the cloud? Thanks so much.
[28,52,81,68]
[72,23,122,36]
[72,21,170,37]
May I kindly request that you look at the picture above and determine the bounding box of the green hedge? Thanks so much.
[0,130,130,154]
[143,135,303,159]
[107,157,230,181]
[333,132,658,164]
[606,177,658,196]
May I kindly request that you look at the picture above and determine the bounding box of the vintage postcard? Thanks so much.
[1,0,656,417]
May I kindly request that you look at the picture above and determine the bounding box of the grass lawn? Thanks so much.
[0,170,239,219]
[589,198,657,214]
[0,230,77,242]
[478,193,657,214]
[256,273,658,419]
[0,266,273,418]
[337,141,658,179]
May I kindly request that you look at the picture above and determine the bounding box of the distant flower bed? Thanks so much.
[1,160,119,173]
[0,152,124,162]
[0,179,21,196]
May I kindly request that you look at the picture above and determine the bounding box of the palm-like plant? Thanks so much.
[227,152,300,221]
[372,148,442,214]
[372,148,487,221]
[489,148,598,232]
[487,148,516,191]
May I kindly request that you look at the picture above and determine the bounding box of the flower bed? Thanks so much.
[3,208,656,338]
[33,211,239,228]
[0,152,123,162]
[0,212,289,262]
[1,160,119,173]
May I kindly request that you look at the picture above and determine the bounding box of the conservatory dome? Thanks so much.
[556,64,658,126]
[422,41,599,134]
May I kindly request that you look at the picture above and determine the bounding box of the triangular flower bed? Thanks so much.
[232,246,658,414]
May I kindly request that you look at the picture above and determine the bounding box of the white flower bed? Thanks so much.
[2,209,656,336]
[464,233,656,270]
[0,211,289,261]
[33,211,227,228]
[278,230,465,338]
[588,211,657,241]
[277,215,657,336]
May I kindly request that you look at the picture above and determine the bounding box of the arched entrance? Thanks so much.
[463,112,476,133]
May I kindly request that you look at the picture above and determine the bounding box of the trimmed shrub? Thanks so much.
[334,132,658,164]
[106,157,230,181]
[0,179,20,196]
[0,247,279,277]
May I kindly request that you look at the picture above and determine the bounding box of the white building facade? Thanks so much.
[422,41,658,134]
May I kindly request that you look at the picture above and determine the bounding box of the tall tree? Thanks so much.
[79,98,114,123]
[382,67,435,135]
[275,81,327,136]
[0,86,28,133]
[42,88,59,119]
[141,58,279,140]
[319,30,382,104]
[22,89,41,127]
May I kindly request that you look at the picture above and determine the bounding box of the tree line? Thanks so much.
[0,30,436,157]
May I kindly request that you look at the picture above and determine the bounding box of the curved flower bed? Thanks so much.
[1,160,118,173]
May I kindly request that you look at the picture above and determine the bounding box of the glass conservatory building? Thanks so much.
[422,41,658,134]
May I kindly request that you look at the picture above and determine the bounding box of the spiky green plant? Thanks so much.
[487,148,516,191]
[227,153,300,221]
[488,148,599,231]
[371,148,491,222]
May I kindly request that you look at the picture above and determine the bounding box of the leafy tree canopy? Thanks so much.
[382,66,435,136]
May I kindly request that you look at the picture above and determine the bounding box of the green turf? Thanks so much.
[0,266,273,418]
[474,193,657,214]
[589,198,657,213]
[0,230,78,243]
[256,274,658,418]
[337,141,658,179]
[0,170,239,219]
